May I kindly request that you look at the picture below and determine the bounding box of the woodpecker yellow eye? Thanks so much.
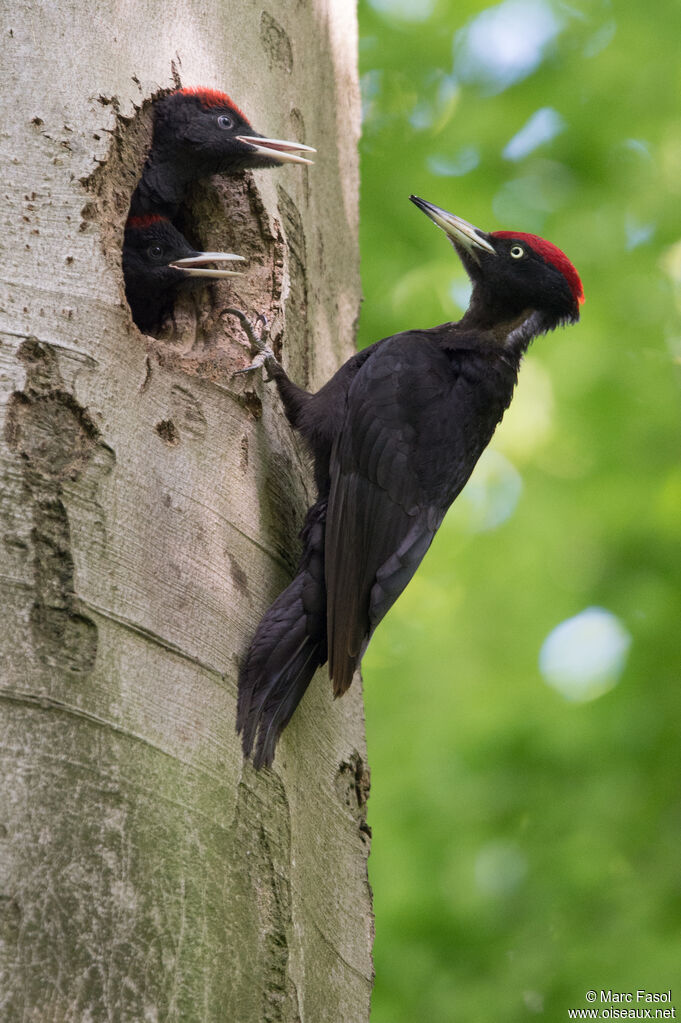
[510,245,525,259]
[217,114,234,130]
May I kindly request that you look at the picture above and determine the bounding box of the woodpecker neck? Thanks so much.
[131,151,197,219]
[460,294,551,359]
[125,275,169,332]
[496,309,548,356]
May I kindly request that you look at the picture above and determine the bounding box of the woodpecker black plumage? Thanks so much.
[130,87,315,219]
[237,196,584,768]
[122,214,244,332]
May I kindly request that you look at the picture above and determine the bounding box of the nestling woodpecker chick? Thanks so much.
[122,214,244,332]
[236,196,584,769]
[130,87,315,218]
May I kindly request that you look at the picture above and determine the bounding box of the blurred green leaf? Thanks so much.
[358,0,681,1019]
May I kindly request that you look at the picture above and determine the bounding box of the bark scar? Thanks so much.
[5,337,113,675]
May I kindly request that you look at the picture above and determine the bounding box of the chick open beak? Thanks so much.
[236,135,316,166]
[169,252,246,278]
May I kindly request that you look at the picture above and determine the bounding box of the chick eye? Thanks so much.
[510,245,525,259]
[217,114,233,130]
[148,244,163,259]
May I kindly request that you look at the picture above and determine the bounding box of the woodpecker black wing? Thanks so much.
[326,332,486,695]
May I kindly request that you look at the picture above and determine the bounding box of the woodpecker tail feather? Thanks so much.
[237,500,328,768]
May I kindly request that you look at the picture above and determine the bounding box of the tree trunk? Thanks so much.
[0,3,372,1020]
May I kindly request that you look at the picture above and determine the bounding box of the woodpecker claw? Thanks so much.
[226,308,279,378]
[233,348,275,377]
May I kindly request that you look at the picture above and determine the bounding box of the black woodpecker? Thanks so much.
[236,196,584,769]
[122,214,244,332]
[130,87,315,218]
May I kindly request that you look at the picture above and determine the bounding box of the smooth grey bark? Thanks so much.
[0,2,372,1021]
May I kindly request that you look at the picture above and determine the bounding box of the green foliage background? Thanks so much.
[357,0,681,1018]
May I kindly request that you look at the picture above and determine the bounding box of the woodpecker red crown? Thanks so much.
[176,87,247,122]
[126,214,168,230]
[492,231,584,305]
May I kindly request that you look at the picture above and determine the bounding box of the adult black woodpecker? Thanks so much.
[130,87,315,218]
[122,214,244,332]
[236,196,584,769]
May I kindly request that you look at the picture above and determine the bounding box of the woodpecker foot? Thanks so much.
[234,346,278,379]
[226,308,279,379]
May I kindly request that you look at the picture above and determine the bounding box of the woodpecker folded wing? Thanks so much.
[325,335,466,695]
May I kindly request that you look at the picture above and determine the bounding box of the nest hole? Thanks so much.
[82,87,286,382]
